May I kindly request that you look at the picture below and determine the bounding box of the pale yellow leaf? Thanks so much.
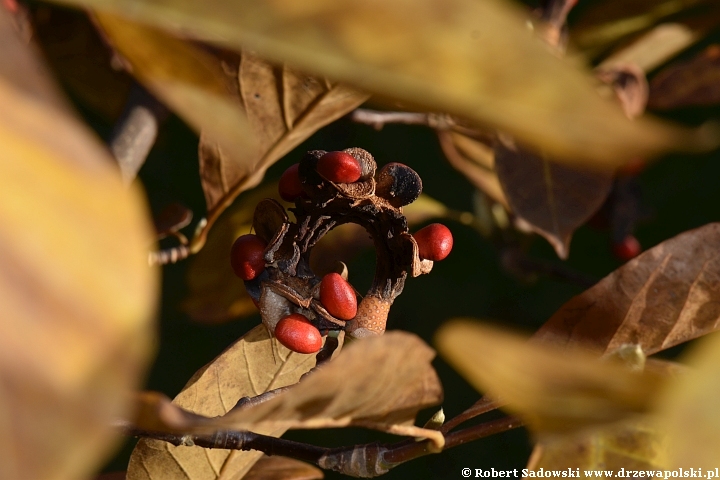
[52,0,716,168]
[94,13,256,168]
[0,12,157,479]
[435,320,667,434]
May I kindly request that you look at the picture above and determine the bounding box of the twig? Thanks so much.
[148,245,190,266]
[109,83,168,185]
[351,109,455,131]
[440,396,500,434]
[124,425,330,465]
[123,414,522,478]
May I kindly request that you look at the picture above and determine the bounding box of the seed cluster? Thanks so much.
[230,149,454,354]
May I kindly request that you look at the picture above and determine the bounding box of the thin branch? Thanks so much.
[351,109,456,130]
[440,396,500,434]
[123,414,523,478]
[109,83,168,185]
[148,245,190,266]
[124,425,330,465]
[445,416,523,449]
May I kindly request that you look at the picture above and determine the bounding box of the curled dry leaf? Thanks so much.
[243,456,323,480]
[649,44,720,110]
[127,324,318,480]
[659,331,720,470]
[55,0,714,169]
[0,8,157,479]
[130,331,444,450]
[182,183,282,324]
[535,223,720,355]
[93,12,256,176]
[197,331,444,448]
[438,131,509,210]
[195,52,369,252]
[493,135,613,259]
[526,419,668,472]
[435,320,667,435]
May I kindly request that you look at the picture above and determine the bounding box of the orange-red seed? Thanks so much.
[275,313,323,354]
[230,234,267,280]
[413,223,453,261]
[279,163,304,201]
[319,273,357,320]
[316,151,362,183]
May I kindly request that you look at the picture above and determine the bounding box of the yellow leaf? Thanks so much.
[659,332,720,470]
[435,320,667,434]
[0,18,157,480]
[94,13,256,168]
[54,0,715,168]
[527,420,668,472]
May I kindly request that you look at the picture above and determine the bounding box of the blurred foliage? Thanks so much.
[2,0,720,479]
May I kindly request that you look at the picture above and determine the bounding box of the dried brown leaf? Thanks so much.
[438,131,509,209]
[526,420,668,473]
[493,136,613,259]
[435,320,667,434]
[127,324,318,480]
[200,331,444,448]
[93,13,256,172]
[56,0,715,170]
[535,223,720,355]
[196,52,369,251]
[182,183,282,323]
[0,9,157,479]
[132,332,443,443]
[649,44,720,109]
[243,456,323,480]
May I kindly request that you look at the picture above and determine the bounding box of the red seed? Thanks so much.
[230,234,267,280]
[413,223,453,261]
[278,163,304,202]
[613,235,641,261]
[275,313,323,354]
[319,273,357,320]
[316,151,362,183]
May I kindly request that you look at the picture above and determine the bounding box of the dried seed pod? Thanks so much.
[376,162,422,208]
[347,295,391,338]
[320,273,357,320]
[275,313,323,354]
[230,234,267,280]
[317,151,362,183]
[278,163,304,202]
[249,148,436,344]
[413,223,453,261]
[343,147,376,180]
